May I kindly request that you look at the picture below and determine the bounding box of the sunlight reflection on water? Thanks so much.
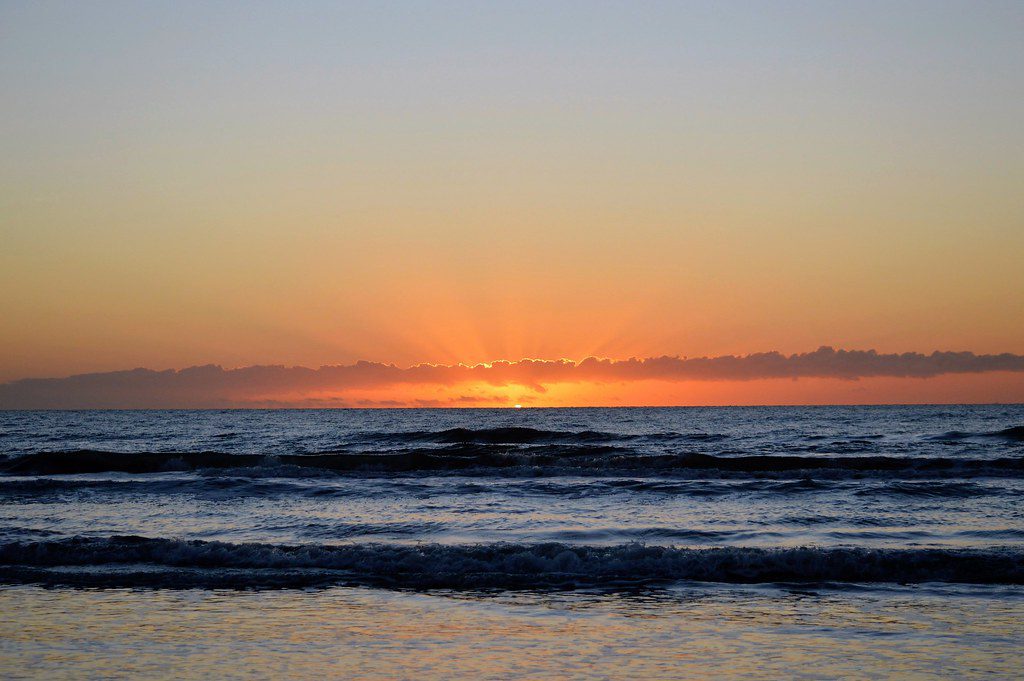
[1,584,1022,679]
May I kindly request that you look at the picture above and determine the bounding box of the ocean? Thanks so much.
[2,405,1023,678]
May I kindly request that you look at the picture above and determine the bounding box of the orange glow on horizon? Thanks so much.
[209,372,1024,409]
[1,348,1022,408]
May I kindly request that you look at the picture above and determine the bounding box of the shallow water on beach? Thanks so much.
[2,584,1022,680]
[2,405,1022,676]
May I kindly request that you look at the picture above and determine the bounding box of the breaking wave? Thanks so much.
[1,536,1022,589]
[4,448,1022,478]
[932,426,1024,442]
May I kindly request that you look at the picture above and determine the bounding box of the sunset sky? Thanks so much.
[2,1,1022,406]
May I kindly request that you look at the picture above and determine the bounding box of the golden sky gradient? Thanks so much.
[1,2,1022,405]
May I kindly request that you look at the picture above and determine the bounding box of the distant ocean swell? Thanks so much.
[1,537,1022,589]
[0,475,1018,500]
[5,449,1023,478]
[300,425,1024,444]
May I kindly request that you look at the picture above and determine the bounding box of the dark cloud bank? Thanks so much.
[2,347,1023,408]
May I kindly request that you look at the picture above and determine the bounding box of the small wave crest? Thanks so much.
[1,537,1021,589]
[932,426,1024,442]
[352,427,726,446]
[993,426,1024,441]
[4,449,1022,479]
[853,481,996,498]
[361,427,625,445]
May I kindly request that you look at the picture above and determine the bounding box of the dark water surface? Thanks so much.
[2,406,1023,678]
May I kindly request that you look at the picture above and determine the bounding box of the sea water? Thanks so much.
[1,406,1022,678]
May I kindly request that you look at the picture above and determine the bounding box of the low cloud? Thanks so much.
[2,347,1022,408]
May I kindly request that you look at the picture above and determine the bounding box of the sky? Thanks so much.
[1,1,1022,406]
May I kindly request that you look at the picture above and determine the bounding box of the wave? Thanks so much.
[993,426,1024,440]
[852,481,998,498]
[0,476,359,499]
[4,475,1015,503]
[3,448,1022,478]
[343,427,626,446]
[355,427,731,445]
[1,537,1022,589]
[932,426,1024,442]
[404,427,624,444]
